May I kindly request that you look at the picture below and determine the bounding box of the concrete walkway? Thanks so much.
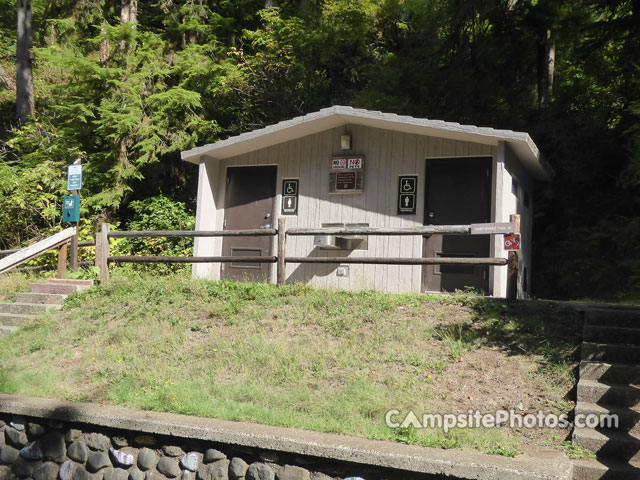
[0,394,572,480]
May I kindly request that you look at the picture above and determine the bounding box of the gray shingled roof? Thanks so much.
[181,105,552,180]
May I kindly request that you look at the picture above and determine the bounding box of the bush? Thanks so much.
[114,196,195,274]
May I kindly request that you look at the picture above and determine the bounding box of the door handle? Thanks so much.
[265,213,271,219]
[428,212,435,218]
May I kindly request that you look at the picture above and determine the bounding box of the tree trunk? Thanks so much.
[99,25,110,63]
[119,0,138,50]
[16,0,34,124]
[120,0,138,25]
[540,28,555,107]
[265,0,278,7]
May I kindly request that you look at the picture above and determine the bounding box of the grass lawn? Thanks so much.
[0,270,585,458]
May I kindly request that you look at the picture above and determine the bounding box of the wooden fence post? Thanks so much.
[506,214,520,300]
[277,217,286,286]
[94,230,102,268]
[100,223,110,285]
[57,243,67,279]
[70,229,79,271]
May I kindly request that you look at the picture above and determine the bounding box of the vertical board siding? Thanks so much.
[503,144,534,297]
[203,125,499,293]
[388,131,404,292]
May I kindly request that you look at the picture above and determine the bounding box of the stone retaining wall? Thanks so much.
[0,413,417,480]
[0,395,575,480]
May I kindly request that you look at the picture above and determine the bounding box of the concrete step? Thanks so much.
[572,458,640,480]
[0,312,32,326]
[578,380,640,408]
[576,401,640,434]
[30,282,83,295]
[584,325,640,346]
[573,427,640,463]
[14,292,67,305]
[587,309,640,329]
[0,325,18,338]
[47,278,94,287]
[582,342,640,364]
[580,362,640,385]
[0,302,60,315]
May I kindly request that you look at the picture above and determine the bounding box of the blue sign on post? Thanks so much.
[67,164,82,191]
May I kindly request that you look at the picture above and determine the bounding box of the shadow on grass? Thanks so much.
[434,297,584,416]
[465,299,582,363]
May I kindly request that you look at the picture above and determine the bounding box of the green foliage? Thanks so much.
[67,266,101,281]
[0,0,15,62]
[32,24,219,212]
[0,120,69,248]
[114,196,195,273]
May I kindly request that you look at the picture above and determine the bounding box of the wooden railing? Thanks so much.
[0,227,80,276]
[98,215,521,298]
[97,224,278,285]
[0,240,94,259]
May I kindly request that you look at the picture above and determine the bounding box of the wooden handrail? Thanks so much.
[286,226,470,236]
[0,227,77,275]
[0,240,95,258]
[285,257,508,266]
[108,229,277,238]
[108,256,277,264]
[286,222,516,236]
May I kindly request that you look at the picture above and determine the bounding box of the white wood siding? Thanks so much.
[504,143,534,298]
[195,125,515,294]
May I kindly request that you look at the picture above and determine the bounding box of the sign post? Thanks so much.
[66,161,82,271]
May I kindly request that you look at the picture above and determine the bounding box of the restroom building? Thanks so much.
[181,106,552,297]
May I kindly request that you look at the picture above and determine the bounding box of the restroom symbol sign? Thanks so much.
[283,179,298,196]
[282,196,298,214]
[401,177,416,194]
[281,179,299,215]
[398,175,418,215]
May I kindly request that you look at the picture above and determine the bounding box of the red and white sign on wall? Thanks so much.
[330,156,364,193]
[332,158,347,169]
[504,233,521,251]
[348,157,362,169]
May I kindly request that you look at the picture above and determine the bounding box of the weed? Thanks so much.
[29,340,44,352]
[67,266,100,281]
[393,426,419,444]
[557,441,596,459]
[486,446,519,457]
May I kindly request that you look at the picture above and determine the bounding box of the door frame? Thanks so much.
[220,164,278,282]
[421,155,496,294]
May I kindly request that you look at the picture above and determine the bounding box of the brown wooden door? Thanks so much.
[221,166,277,282]
[422,157,492,293]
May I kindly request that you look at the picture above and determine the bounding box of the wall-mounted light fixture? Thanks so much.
[340,134,352,150]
